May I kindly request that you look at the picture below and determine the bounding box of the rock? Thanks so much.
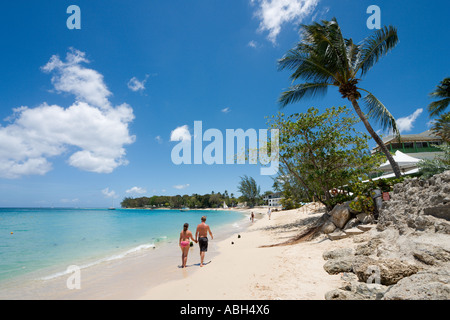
[330,204,352,229]
[343,218,359,230]
[344,227,365,236]
[325,281,390,300]
[352,256,420,286]
[423,205,450,221]
[328,230,349,241]
[378,170,450,235]
[343,281,389,300]
[321,219,337,234]
[357,224,376,232]
[355,238,383,256]
[412,244,450,266]
[324,171,450,300]
[323,248,354,260]
[356,212,374,224]
[323,257,354,274]
[325,289,363,300]
[383,269,450,300]
[325,289,364,300]
[341,272,359,283]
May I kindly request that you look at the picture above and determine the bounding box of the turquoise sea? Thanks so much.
[0,208,247,286]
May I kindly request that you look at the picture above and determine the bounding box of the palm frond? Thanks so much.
[356,26,399,77]
[278,50,340,84]
[428,78,450,117]
[299,18,349,80]
[430,77,450,99]
[360,88,399,136]
[428,98,450,117]
[279,83,332,108]
[345,38,361,79]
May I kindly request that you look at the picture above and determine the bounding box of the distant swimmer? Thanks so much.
[195,216,213,267]
[179,223,197,268]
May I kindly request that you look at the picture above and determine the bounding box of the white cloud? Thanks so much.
[173,184,190,190]
[0,49,135,179]
[251,0,320,44]
[126,186,147,194]
[221,107,231,113]
[397,108,423,133]
[102,187,117,198]
[42,48,112,109]
[170,125,191,142]
[155,135,163,144]
[248,40,258,48]
[127,75,149,92]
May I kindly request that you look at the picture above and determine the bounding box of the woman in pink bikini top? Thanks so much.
[179,223,197,268]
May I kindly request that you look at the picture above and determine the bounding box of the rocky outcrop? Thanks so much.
[383,269,450,300]
[352,256,420,286]
[377,171,450,235]
[324,170,450,300]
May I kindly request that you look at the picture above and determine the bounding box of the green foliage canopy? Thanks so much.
[269,106,384,211]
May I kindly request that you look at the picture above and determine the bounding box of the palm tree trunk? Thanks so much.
[349,96,402,178]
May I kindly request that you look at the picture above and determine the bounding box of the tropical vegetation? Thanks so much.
[269,106,383,211]
[237,175,261,207]
[428,77,450,117]
[121,191,238,209]
[277,18,402,178]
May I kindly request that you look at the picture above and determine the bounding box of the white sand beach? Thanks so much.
[140,205,356,300]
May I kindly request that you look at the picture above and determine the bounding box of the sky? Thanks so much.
[0,0,449,207]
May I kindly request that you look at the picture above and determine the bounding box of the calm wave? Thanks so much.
[0,208,246,284]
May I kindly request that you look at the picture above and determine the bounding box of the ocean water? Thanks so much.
[0,208,247,286]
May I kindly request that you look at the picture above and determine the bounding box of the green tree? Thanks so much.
[428,77,450,117]
[278,18,401,178]
[269,106,383,211]
[431,112,450,143]
[237,175,261,207]
[418,143,450,178]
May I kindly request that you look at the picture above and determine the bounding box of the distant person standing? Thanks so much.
[250,212,255,223]
[267,207,272,220]
[195,216,213,267]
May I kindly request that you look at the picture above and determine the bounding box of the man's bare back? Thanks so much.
[195,216,213,267]
[195,222,212,239]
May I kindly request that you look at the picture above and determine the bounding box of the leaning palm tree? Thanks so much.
[278,18,402,178]
[428,77,450,117]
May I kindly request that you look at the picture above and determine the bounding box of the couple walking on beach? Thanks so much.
[179,216,213,268]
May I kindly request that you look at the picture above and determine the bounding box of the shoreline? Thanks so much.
[0,210,250,300]
[1,205,357,300]
[140,205,355,300]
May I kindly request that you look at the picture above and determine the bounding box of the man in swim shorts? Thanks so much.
[195,216,213,267]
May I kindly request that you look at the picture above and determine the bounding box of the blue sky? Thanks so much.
[0,0,448,207]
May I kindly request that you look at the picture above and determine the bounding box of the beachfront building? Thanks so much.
[371,130,444,178]
[264,192,283,208]
[372,130,444,161]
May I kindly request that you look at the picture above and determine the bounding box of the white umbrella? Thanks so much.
[378,150,421,172]
[366,168,419,182]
